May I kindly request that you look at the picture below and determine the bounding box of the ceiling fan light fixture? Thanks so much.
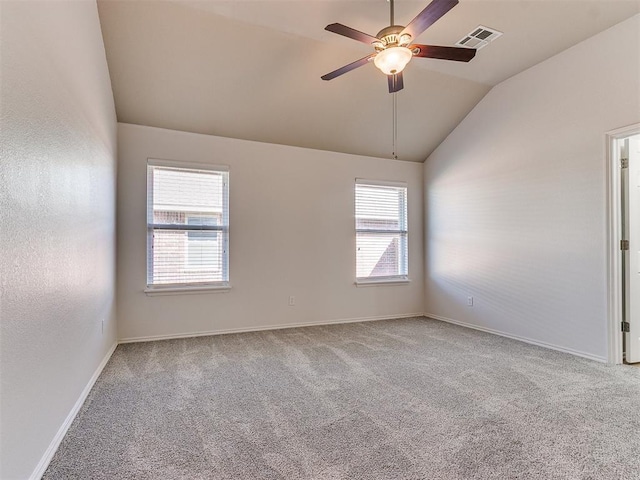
[399,34,412,46]
[322,0,475,91]
[374,46,413,75]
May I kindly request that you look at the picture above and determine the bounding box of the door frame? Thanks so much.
[606,123,640,364]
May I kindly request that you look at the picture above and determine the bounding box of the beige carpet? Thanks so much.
[44,317,640,479]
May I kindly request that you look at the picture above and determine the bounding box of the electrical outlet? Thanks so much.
[288,296,295,306]
[467,296,474,307]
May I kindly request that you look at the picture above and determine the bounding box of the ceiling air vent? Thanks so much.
[455,25,503,50]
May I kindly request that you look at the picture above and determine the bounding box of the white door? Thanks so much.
[625,135,640,363]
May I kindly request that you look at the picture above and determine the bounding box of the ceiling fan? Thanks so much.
[321,0,476,93]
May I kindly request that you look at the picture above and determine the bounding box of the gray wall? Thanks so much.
[0,1,117,478]
[423,15,640,361]
[116,124,424,341]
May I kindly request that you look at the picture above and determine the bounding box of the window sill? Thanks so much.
[355,279,410,287]
[144,285,231,296]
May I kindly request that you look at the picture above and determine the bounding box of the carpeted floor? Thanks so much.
[44,317,640,479]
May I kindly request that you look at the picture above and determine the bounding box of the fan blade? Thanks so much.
[388,72,404,93]
[411,44,476,62]
[400,0,458,41]
[321,54,376,81]
[325,23,380,45]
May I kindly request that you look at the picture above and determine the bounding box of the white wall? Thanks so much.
[423,15,640,361]
[0,1,117,478]
[117,124,424,341]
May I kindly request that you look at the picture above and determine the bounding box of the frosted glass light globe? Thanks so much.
[374,47,413,75]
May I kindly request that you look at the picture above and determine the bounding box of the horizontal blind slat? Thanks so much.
[149,224,228,231]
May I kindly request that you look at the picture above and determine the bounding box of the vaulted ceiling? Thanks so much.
[97,0,640,162]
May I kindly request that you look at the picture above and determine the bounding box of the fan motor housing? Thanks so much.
[375,25,411,50]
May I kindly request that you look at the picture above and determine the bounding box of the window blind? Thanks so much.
[147,163,229,288]
[355,181,408,281]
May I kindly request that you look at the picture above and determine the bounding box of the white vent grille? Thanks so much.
[455,25,503,50]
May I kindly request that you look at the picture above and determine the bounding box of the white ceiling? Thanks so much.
[97,0,640,162]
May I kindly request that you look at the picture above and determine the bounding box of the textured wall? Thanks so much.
[423,15,640,361]
[0,1,117,478]
[117,124,424,341]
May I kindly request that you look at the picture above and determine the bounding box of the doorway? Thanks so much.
[607,124,640,364]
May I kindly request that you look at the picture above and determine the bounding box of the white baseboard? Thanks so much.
[118,313,425,344]
[425,313,607,363]
[30,342,118,480]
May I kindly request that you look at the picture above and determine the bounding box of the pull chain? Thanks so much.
[392,92,398,160]
[390,0,397,160]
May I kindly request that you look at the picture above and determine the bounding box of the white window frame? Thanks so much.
[145,159,230,294]
[355,179,409,286]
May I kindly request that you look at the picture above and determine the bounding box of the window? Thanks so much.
[147,161,229,290]
[355,180,408,283]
